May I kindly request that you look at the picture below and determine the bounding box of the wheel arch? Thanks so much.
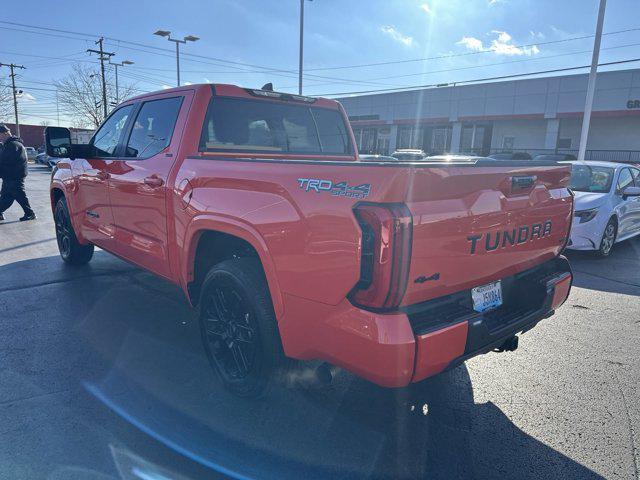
[50,184,65,210]
[182,215,284,319]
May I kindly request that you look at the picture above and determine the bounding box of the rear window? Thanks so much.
[199,97,352,155]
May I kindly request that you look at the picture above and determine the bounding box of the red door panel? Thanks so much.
[108,93,191,279]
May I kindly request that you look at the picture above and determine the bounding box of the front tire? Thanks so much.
[198,258,289,398]
[54,198,94,265]
[596,218,617,257]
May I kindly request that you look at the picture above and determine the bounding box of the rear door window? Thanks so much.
[125,97,183,158]
[199,97,351,155]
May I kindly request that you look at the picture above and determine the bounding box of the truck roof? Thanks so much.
[126,83,341,109]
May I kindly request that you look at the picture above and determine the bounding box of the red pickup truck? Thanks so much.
[46,84,573,397]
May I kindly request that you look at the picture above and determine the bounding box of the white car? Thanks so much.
[25,147,37,162]
[567,161,640,256]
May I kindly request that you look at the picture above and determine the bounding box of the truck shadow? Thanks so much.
[0,252,604,479]
[565,238,640,296]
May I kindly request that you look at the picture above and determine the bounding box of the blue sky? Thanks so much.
[1,0,639,126]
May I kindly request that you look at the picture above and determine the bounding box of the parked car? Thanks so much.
[359,154,398,162]
[45,83,573,397]
[25,147,37,162]
[47,156,60,169]
[35,152,49,165]
[534,153,577,161]
[567,161,640,256]
[488,152,532,160]
[391,149,426,161]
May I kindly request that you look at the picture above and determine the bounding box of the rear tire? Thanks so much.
[596,218,617,258]
[54,198,94,265]
[198,258,289,398]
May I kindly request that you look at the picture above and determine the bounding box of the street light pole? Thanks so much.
[578,0,607,162]
[154,30,199,87]
[299,0,304,95]
[109,60,134,104]
[175,40,181,87]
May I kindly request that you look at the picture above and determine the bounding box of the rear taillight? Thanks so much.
[350,203,413,311]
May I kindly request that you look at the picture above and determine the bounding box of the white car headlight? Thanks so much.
[574,208,599,224]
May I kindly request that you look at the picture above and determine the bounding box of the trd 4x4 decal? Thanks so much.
[297,178,371,199]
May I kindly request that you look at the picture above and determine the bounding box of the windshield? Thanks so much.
[569,165,615,192]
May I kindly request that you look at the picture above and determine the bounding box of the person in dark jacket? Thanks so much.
[0,124,36,222]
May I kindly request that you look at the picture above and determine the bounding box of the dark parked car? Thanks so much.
[533,153,577,161]
[489,152,532,160]
[359,154,398,162]
[391,149,426,161]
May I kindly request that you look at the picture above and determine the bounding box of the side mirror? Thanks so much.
[45,127,72,158]
[622,186,640,199]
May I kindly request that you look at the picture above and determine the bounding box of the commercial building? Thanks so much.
[0,123,93,149]
[337,67,640,161]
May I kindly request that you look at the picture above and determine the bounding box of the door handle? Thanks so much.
[97,171,110,181]
[143,175,164,188]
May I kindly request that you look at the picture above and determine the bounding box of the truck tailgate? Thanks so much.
[402,164,572,306]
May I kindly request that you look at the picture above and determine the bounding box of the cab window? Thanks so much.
[91,105,134,157]
[125,97,183,158]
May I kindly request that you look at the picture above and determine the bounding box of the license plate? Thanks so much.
[472,281,503,312]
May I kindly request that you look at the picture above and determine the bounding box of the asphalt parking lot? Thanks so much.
[1,165,639,480]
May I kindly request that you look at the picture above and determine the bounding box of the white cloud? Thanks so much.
[184,81,193,86]
[161,85,172,90]
[457,30,540,56]
[18,92,36,102]
[492,30,511,43]
[488,0,505,5]
[419,3,432,14]
[457,36,484,52]
[530,30,546,40]
[381,25,415,47]
[204,77,212,84]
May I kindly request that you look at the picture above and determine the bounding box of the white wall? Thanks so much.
[559,117,640,151]
[490,120,548,149]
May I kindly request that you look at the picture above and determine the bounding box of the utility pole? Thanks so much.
[87,38,114,119]
[578,0,607,162]
[0,62,26,137]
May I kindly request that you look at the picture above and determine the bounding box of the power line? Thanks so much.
[4,19,640,76]
[287,40,640,90]
[317,57,640,97]
[305,27,640,72]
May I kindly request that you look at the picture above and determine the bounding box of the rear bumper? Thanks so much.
[279,257,572,388]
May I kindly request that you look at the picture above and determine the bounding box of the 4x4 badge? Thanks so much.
[297,178,371,199]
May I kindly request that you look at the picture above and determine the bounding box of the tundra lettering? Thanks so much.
[468,221,553,254]
[48,83,573,397]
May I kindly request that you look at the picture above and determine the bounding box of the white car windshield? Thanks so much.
[569,165,614,193]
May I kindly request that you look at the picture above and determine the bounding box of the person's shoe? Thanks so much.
[0,212,4,221]
[19,212,36,222]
